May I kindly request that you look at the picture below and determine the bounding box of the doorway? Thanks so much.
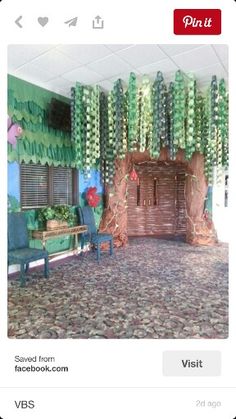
[127,162,186,237]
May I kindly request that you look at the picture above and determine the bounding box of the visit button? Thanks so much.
[163,351,221,376]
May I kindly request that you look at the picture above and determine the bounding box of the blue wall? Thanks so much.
[8,161,20,201]
[79,169,103,195]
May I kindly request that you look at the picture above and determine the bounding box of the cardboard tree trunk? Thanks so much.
[99,150,217,247]
[99,156,129,248]
[185,152,217,245]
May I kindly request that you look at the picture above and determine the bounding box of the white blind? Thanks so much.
[52,166,73,205]
[21,163,48,209]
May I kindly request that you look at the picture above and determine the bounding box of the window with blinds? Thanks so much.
[20,163,76,209]
[52,166,73,205]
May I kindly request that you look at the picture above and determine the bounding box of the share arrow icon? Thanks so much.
[92,15,104,29]
[64,17,78,27]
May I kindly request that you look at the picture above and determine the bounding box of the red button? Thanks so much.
[174,9,221,35]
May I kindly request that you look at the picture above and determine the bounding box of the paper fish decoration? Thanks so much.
[8,116,23,148]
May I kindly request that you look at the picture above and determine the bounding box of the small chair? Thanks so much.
[77,206,113,261]
[8,212,49,286]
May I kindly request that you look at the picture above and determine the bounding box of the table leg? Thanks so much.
[74,234,79,255]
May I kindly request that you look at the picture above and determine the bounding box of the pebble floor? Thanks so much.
[8,238,228,339]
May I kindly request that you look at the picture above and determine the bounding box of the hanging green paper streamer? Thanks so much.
[70,71,228,186]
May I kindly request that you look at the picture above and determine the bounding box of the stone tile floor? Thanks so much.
[8,238,228,339]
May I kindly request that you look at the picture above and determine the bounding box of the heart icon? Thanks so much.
[38,17,49,27]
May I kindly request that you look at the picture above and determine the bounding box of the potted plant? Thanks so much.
[38,205,75,230]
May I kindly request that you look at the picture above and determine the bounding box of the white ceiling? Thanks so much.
[8,44,228,98]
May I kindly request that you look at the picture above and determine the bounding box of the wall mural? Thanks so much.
[7,115,22,148]
[71,70,228,186]
[8,75,74,167]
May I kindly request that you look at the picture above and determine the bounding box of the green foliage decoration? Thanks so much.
[71,83,84,169]
[139,76,153,152]
[173,70,186,150]
[218,79,228,168]
[128,72,138,151]
[107,90,116,185]
[70,71,228,186]
[113,79,125,159]
[204,76,219,183]
[152,71,168,158]
[8,75,73,167]
[167,82,177,160]
[194,94,206,154]
[9,72,228,188]
[204,88,213,182]
[100,92,109,184]
[71,84,101,179]
[90,86,101,167]
[210,76,218,165]
[122,92,128,159]
[185,74,196,160]
[83,87,92,178]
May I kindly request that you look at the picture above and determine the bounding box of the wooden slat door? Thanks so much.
[144,174,159,235]
[127,178,146,236]
[175,172,186,234]
[153,173,176,235]
[127,162,186,236]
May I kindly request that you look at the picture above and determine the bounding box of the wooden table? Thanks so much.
[32,225,88,254]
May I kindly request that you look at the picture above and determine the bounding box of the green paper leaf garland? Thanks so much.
[70,71,228,187]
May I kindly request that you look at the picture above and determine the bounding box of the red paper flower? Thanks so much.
[86,187,100,207]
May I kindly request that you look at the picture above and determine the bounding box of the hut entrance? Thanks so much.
[127,161,186,237]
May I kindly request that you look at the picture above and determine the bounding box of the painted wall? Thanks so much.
[8,75,104,259]
[8,75,74,167]
[8,161,20,212]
